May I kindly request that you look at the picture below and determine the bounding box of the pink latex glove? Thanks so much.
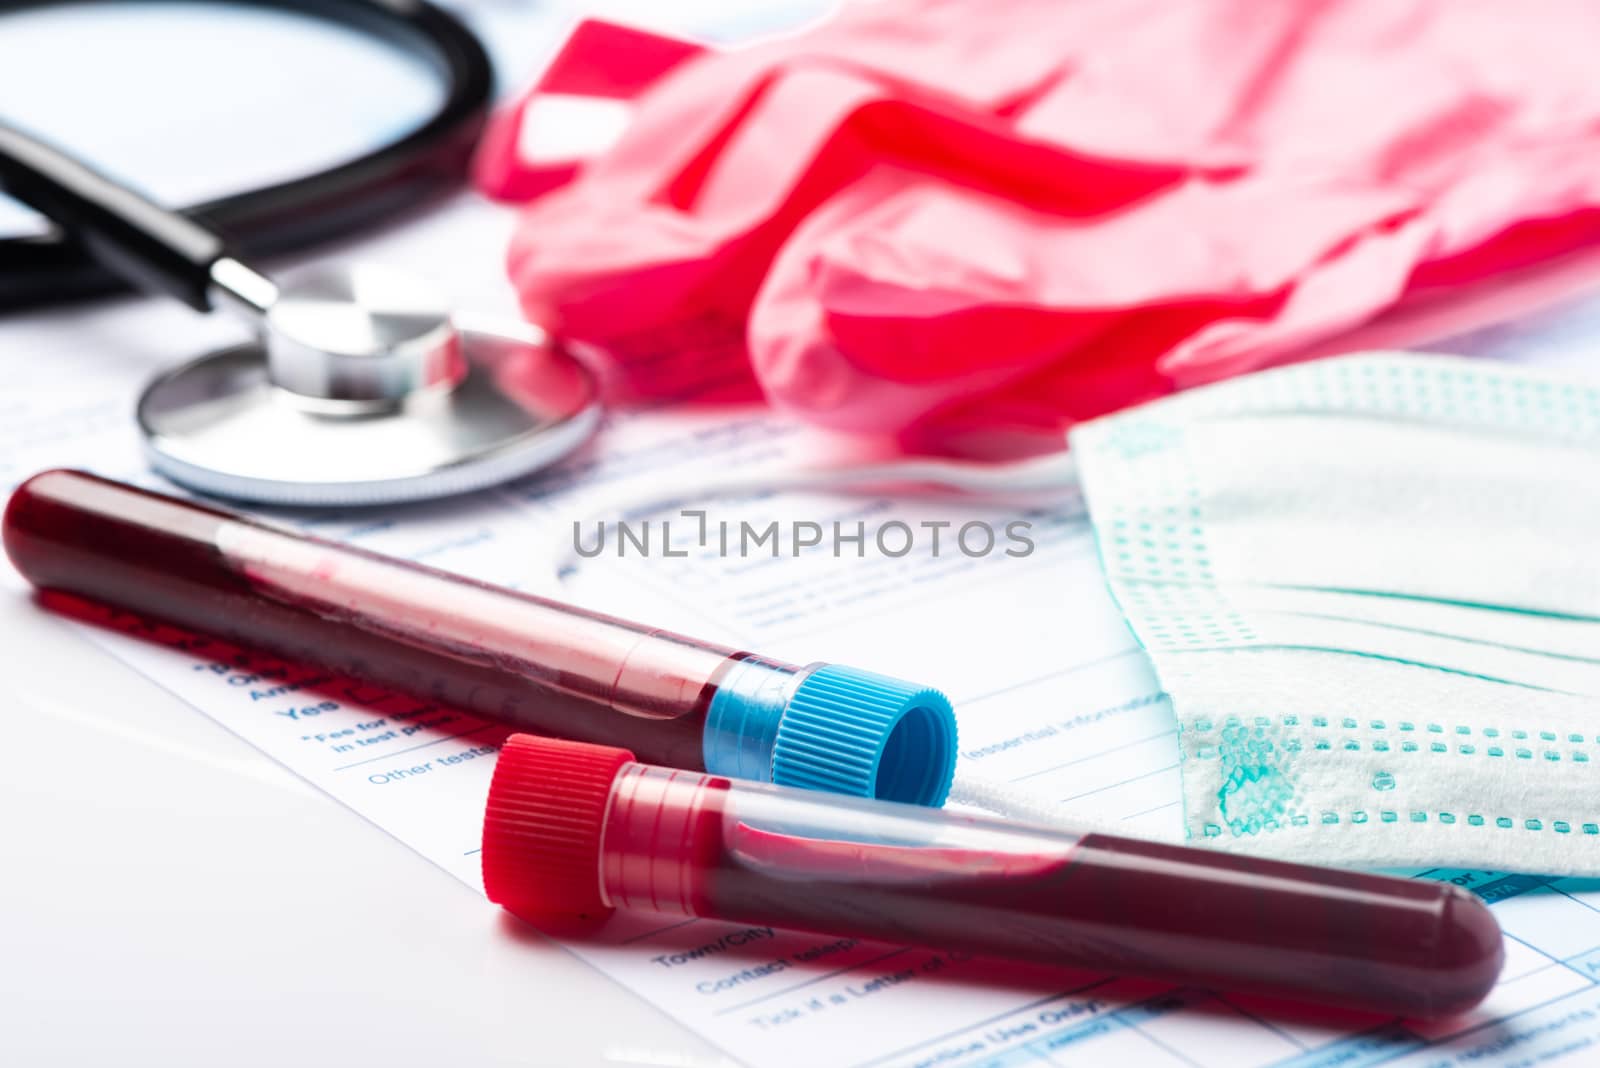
[481,0,1600,456]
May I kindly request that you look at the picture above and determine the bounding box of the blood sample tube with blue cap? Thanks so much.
[483,734,1505,1019]
[3,469,957,803]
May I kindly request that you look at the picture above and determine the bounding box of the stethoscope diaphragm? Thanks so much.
[137,303,601,508]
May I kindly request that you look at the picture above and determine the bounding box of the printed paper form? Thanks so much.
[9,212,1600,1066]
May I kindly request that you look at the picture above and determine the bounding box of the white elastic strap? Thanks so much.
[947,773,1141,837]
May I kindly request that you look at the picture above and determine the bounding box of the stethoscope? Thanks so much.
[0,0,603,507]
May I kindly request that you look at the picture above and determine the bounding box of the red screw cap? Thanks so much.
[481,733,635,921]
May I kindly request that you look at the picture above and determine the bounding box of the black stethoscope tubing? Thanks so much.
[0,0,493,311]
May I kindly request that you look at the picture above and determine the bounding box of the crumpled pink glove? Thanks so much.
[480,0,1600,456]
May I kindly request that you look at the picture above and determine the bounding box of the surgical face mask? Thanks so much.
[1068,353,1600,874]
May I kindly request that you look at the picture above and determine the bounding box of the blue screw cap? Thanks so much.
[704,660,957,806]
[774,665,957,806]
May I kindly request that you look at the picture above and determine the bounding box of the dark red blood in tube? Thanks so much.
[2,469,731,766]
[568,756,1503,1020]
[705,823,1502,1019]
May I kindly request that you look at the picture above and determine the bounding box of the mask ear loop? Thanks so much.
[945,775,1136,834]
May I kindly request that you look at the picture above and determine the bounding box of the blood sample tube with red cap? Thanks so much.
[2,469,956,803]
[482,734,1505,1019]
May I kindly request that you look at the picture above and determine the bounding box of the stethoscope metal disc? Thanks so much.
[137,322,601,507]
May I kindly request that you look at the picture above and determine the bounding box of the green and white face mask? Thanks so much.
[1070,353,1600,874]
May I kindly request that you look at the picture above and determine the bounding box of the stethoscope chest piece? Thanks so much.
[137,262,601,507]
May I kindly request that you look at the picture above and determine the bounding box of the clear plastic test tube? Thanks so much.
[3,469,957,803]
[483,734,1505,1019]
